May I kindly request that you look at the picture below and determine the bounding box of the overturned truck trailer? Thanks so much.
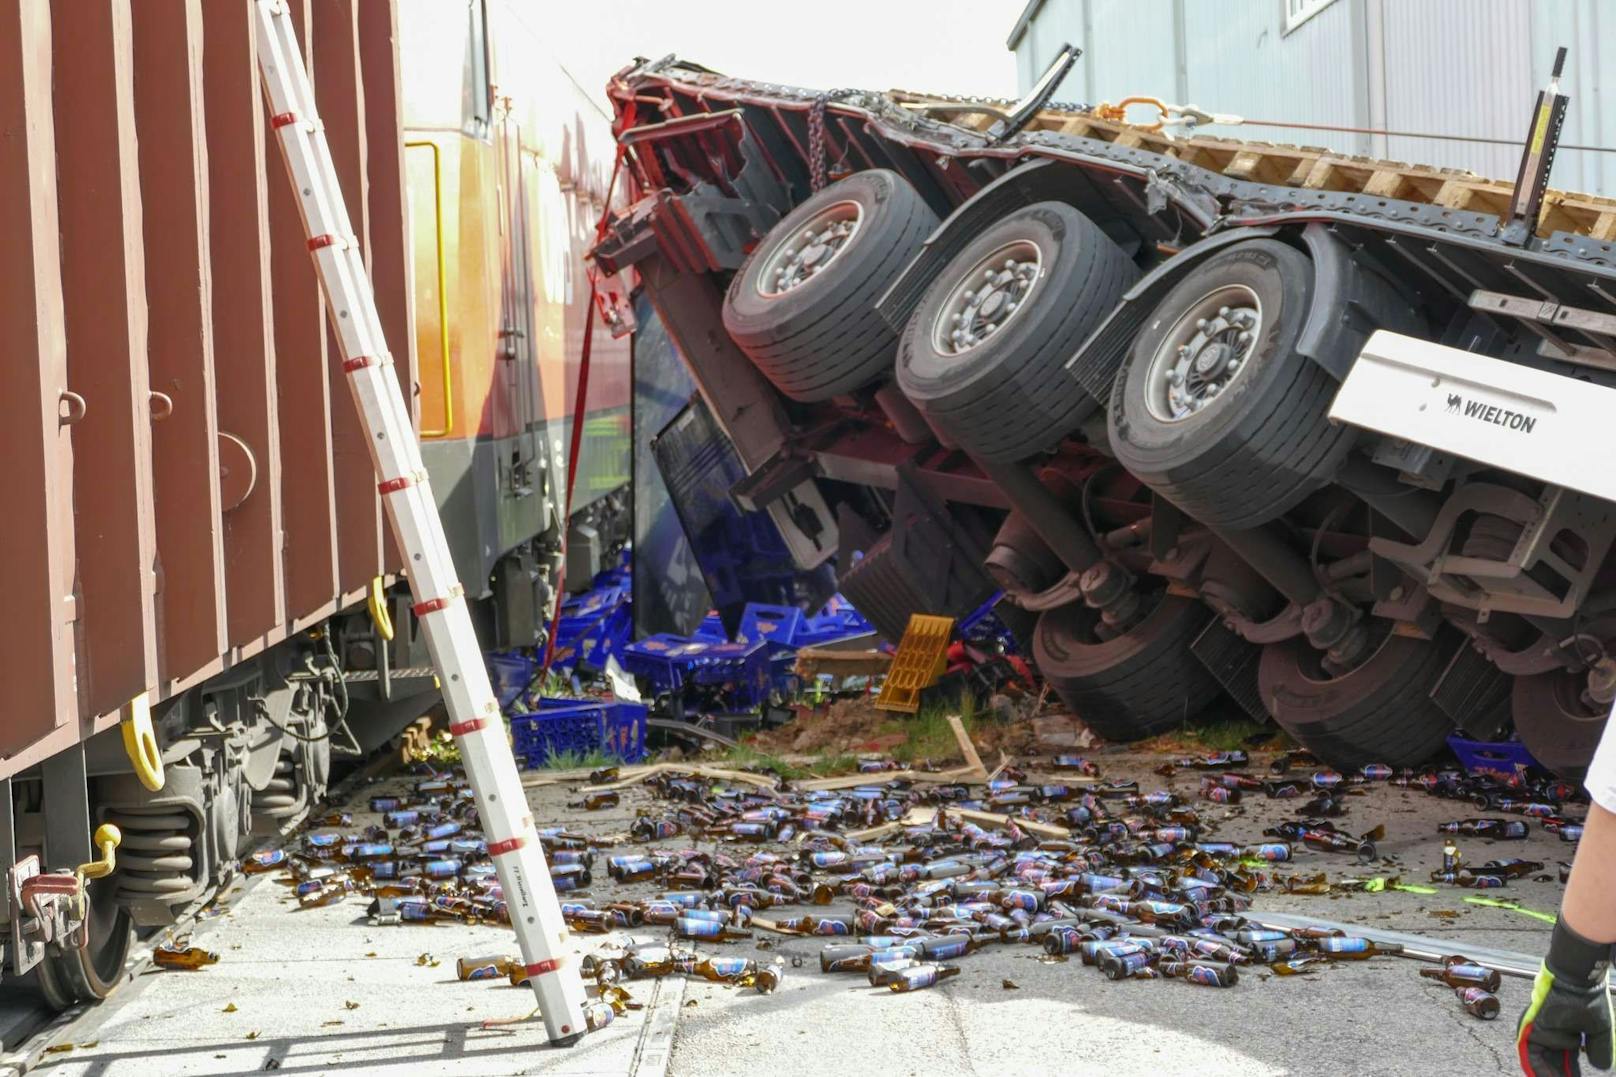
[596,50,1616,777]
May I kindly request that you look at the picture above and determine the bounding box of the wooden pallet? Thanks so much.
[893,93,1616,240]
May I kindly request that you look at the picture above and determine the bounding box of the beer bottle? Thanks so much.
[868,957,922,987]
[1420,959,1502,992]
[691,956,757,983]
[606,856,657,883]
[1099,949,1157,980]
[1435,819,1529,840]
[624,945,687,980]
[1428,871,1505,889]
[1473,858,1543,879]
[886,963,961,993]
[1441,840,1461,873]
[1456,986,1500,1020]
[153,944,219,971]
[674,916,751,941]
[298,880,353,909]
[919,934,982,960]
[745,964,782,993]
[1312,937,1401,960]
[456,955,516,981]
[1160,960,1238,987]
[589,766,621,784]
[583,1001,616,1032]
[1239,843,1292,863]
[244,849,288,874]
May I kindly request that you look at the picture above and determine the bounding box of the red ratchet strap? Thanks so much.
[541,146,626,676]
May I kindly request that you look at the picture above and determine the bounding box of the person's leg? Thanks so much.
[1519,719,1616,1075]
[1561,803,1616,944]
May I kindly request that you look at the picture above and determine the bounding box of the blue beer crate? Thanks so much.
[737,603,805,648]
[511,700,647,768]
[686,638,773,707]
[1448,735,1540,781]
[620,633,703,696]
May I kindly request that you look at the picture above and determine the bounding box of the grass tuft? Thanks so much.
[535,748,620,772]
[880,700,972,765]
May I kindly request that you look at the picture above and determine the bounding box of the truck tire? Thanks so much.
[1032,592,1218,742]
[723,169,937,402]
[1108,239,1366,528]
[1258,629,1456,768]
[1512,669,1607,778]
[985,511,1067,598]
[896,202,1137,462]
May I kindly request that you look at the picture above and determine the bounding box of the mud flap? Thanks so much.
[1190,619,1267,721]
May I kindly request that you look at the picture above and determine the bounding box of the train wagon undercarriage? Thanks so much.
[595,49,1616,779]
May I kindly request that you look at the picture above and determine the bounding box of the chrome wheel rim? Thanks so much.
[930,240,1044,356]
[755,200,863,297]
[1144,284,1262,422]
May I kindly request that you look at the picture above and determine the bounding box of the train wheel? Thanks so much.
[1512,669,1608,778]
[1031,590,1218,742]
[36,875,133,1009]
[1258,628,1455,768]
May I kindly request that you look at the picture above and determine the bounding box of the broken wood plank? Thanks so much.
[950,806,1071,839]
[793,763,983,792]
[946,714,987,779]
[793,647,890,678]
[572,762,785,794]
[529,762,668,791]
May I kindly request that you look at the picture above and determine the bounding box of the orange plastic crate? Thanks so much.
[875,614,954,714]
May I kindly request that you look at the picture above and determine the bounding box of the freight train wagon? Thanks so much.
[0,0,626,1009]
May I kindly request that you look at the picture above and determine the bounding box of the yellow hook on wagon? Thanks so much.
[121,692,164,793]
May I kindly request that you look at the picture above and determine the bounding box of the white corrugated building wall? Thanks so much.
[1008,0,1615,197]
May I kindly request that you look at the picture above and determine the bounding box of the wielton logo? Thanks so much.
[1445,393,1537,434]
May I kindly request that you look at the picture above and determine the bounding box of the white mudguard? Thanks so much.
[1329,330,1616,503]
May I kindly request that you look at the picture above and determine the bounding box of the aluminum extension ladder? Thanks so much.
[252,0,591,1045]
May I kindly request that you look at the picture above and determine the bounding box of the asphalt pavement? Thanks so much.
[16,747,1566,1076]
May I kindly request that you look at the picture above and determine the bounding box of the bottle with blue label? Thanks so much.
[885,963,960,993]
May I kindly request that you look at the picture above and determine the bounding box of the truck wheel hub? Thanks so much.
[756,200,863,297]
[1146,285,1262,422]
[930,240,1043,356]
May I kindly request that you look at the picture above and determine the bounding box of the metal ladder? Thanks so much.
[252,0,591,1045]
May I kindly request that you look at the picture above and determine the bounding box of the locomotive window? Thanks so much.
[461,0,492,138]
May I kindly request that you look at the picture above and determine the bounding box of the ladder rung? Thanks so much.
[342,354,391,373]
[378,471,426,495]
[307,233,354,252]
[487,834,527,857]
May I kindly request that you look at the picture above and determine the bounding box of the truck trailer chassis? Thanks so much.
[596,48,1616,778]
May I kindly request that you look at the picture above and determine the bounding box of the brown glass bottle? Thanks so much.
[1420,959,1502,993]
[886,963,960,992]
[1456,986,1500,1020]
[153,945,219,970]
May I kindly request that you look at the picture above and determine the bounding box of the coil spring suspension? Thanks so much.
[250,755,302,819]
[104,808,200,907]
